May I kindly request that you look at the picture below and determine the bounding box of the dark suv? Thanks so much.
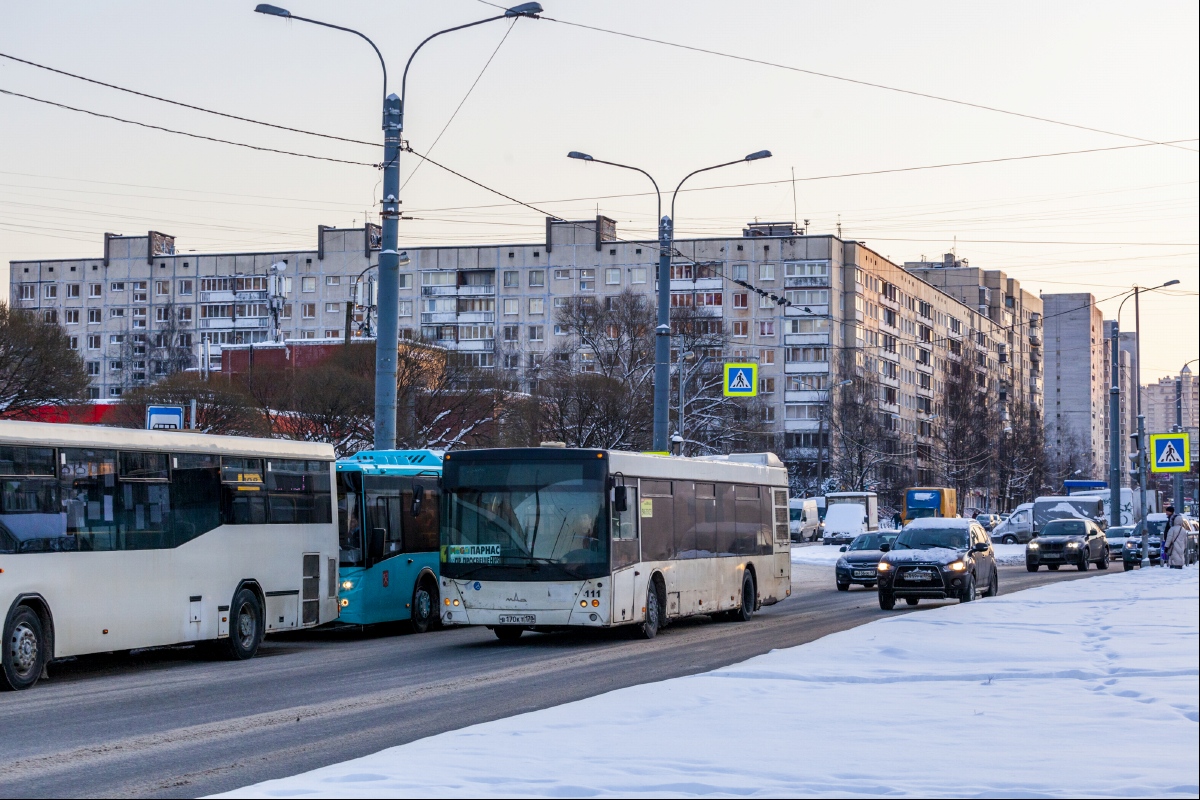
[1026,518,1108,571]
[876,520,997,610]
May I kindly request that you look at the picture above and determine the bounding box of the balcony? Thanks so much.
[1029,329,1042,346]
[783,333,830,346]
[670,278,722,292]
[456,311,495,324]
[420,312,459,325]
[420,284,495,297]
[1030,378,1042,394]
[784,304,829,317]
[784,276,829,288]
[784,362,830,374]
[446,339,494,352]
[198,317,268,330]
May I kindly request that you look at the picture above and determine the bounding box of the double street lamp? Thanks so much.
[255,2,543,450]
[1109,279,1179,561]
[567,149,772,453]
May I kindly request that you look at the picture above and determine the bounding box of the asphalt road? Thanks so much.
[0,560,1106,799]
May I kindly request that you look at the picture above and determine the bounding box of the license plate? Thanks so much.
[906,569,933,581]
[498,614,535,625]
[853,570,875,578]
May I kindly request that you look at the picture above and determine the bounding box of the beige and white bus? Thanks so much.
[439,447,791,640]
[0,420,339,690]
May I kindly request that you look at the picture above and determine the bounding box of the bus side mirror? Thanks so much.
[613,486,628,513]
[411,484,425,516]
[367,527,386,563]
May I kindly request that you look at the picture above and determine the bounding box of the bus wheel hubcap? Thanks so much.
[10,623,38,676]
[237,606,255,647]
[415,590,430,620]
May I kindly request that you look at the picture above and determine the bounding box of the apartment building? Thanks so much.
[904,254,1044,415]
[1041,293,1107,475]
[11,221,1032,480]
[1144,366,1199,461]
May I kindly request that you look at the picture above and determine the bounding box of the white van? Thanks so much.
[991,503,1033,544]
[822,501,875,546]
[789,498,822,542]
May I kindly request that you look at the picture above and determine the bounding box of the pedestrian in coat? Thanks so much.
[1164,510,1189,569]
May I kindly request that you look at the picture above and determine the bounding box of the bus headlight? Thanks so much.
[580,600,587,607]
[339,598,349,607]
[341,580,354,590]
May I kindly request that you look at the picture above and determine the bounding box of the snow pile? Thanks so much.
[220,567,1199,799]
[992,542,1026,564]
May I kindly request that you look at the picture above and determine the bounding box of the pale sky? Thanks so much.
[2,0,1196,380]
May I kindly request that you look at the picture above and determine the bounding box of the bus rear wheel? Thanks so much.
[731,571,756,622]
[2,606,46,691]
[222,587,263,661]
[410,579,438,634]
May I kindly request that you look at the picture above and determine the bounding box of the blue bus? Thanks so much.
[335,450,443,630]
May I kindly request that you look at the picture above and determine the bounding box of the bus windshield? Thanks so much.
[442,458,607,581]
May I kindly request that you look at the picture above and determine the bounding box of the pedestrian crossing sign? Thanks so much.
[723,363,758,397]
[1149,432,1190,473]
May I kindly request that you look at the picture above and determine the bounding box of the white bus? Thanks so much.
[0,420,339,690]
[438,447,791,640]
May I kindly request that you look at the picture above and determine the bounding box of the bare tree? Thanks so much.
[932,357,996,508]
[827,365,893,492]
[116,372,266,435]
[0,302,89,418]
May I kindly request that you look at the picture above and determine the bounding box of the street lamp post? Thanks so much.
[567,149,772,452]
[255,3,543,450]
[1113,279,1179,561]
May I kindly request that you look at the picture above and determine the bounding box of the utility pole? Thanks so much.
[1134,287,1150,564]
[1108,320,1121,527]
[654,215,673,452]
[1175,374,1184,513]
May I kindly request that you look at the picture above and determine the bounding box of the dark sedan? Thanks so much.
[1026,519,1109,571]
[835,532,898,591]
[876,520,998,610]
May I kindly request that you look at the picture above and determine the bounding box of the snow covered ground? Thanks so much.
[791,542,1027,566]
[220,567,1199,799]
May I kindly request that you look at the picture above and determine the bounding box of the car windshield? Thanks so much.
[441,457,608,581]
[849,533,894,551]
[1042,520,1087,536]
[789,508,803,522]
[1107,527,1132,537]
[906,507,936,519]
[1145,520,1167,536]
[893,527,968,550]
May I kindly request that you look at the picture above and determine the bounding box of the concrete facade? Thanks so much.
[10,222,1033,476]
[1042,293,1106,475]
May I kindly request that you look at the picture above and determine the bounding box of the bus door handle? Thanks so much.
[634,571,640,576]
[407,558,414,564]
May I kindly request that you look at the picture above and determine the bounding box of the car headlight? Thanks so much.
[947,561,966,571]
[836,558,849,568]
[1027,541,1039,550]
[877,562,891,571]
[1066,541,1081,548]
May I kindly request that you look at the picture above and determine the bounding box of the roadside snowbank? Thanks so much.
[221,567,1199,799]
[791,542,1027,566]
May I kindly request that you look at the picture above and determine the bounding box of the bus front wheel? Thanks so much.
[410,578,438,634]
[2,606,46,691]
[638,582,661,639]
[222,587,263,661]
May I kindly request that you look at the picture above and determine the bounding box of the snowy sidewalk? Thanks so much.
[791,541,1028,566]
[220,567,1199,799]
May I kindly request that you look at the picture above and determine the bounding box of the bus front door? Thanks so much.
[363,476,410,625]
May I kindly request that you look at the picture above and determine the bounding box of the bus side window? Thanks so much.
[364,477,403,559]
[693,483,717,556]
[117,451,171,550]
[173,453,221,546]
[611,487,638,540]
[61,448,117,551]
[640,480,673,561]
[221,457,267,525]
[402,478,440,553]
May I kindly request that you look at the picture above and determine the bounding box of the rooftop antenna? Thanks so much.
[837,214,842,239]
[791,167,798,228]
[953,235,957,258]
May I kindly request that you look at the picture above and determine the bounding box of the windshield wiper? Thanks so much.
[527,556,585,580]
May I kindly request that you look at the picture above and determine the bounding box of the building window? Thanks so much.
[785,289,829,306]
[86,361,101,376]
[529,298,544,315]
[110,308,125,318]
[155,280,170,296]
[44,284,58,300]
[784,404,823,420]
[324,329,341,338]
[759,263,775,281]
[17,285,35,301]
[503,298,519,315]
[758,320,775,337]
[732,264,749,282]
[605,268,621,285]
[554,269,572,281]
[504,353,520,370]
[399,300,413,317]
[65,284,81,299]
[178,307,193,322]
[109,334,125,345]
[281,304,292,320]
[785,347,827,363]
[503,271,519,288]
[86,334,101,350]
[301,277,316,293]
[64,309,80,324]
[630,268,647,284]
[109,387,122,398]
[579,269,595,291]
[528,325,544,342]
[732,320,749,337]
[528,270,545,287]
[553,324,568,336]
[109,360,123,372]
[300,330,317,339]
[502,325,519,342]
[759,349,775,365]
[325,302,340,313]
[302,303,316,319]
[397,274,412,290]
[178,279,193,296]
[132,282,148,302]
[326,276,340,286]
[732,293,748,309]
[759,377,775,394]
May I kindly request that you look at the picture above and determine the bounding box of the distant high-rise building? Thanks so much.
[1041,293,1106,477]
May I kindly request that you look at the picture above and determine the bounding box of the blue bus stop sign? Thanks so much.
[146,405,185,430]
[723,363,758,397]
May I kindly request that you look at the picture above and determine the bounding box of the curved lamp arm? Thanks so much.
[670,150,771,220]
[566,152,661,221]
